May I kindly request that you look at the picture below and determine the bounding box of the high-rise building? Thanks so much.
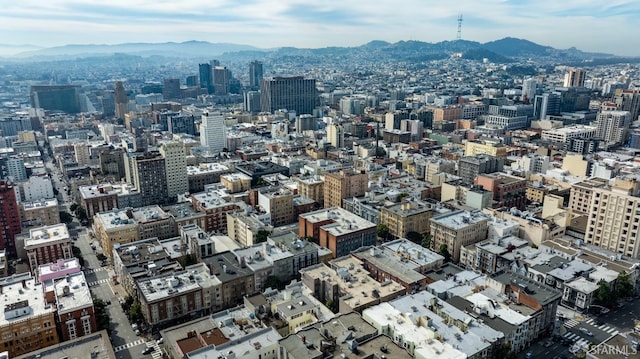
[130,152,168,206]
[163,78,181,100]
[159,140,188,200]
[260,76,317,115]
[533,93,561,120]
[596,110,631,146]
[614,89,640,122]
[213,66,230,95]
[200,112,227,152]
[326,123,344,148]
[522,78,537,101]
[249,60,264,90]
[563,68,586,88]
[4,157,27,181]
[114,81,128,119]
[323,169,368,208]
[199,63,213,94]
[101,90,115,117]
[29,85,81,114]
[243,91,261,113]
[0,180,21,257]
[167,114,196,135]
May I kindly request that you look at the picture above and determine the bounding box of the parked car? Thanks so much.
[142,346,154,355]
[156,337,164,345]
[579,327,594,336]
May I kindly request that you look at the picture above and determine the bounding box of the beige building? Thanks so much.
[584,177,640,258]
[79,184,120,222]
[464,140,507,157]
[424,158,456,183]
[93,209,139,257]
[227,211,271,247]
[568,178,609,214]
[562,153,589,176]
[24,224,73,273]
[159,140,188,199]
[220,173,252,193]
[73,142,91,166]
[257,188,294,227]
[323,169,368,208]
[295,176,324,207]
[430,210,490,262]
[21,198,60,227]
[380,201,434,239]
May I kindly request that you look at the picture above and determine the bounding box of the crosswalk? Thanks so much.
[562,332,591,348]
[564,318,619,336]
[583,318,620,336]
[146,341,163,359]
[88,278,109,287]
[84,267,106,274]
[114,339,145,352]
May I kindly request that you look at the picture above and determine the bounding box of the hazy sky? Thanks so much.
[2,0,639,56]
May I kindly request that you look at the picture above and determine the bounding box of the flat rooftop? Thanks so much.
[300,207,376,236]
[95,209,136,230]
[431,210,490,230]
[79,184,119,199]
[22,198,58,210]
[0,273,53,327]
[186,162,230,175]
[53,272,93,314]
[138,270,202,303]
[130,205,171,223]
[14,330,115,359]
[26,223,70,247]
[353,247,426,284]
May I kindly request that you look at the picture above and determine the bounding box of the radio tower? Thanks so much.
[456,14,463,40]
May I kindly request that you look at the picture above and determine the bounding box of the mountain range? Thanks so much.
[0,37,629,64]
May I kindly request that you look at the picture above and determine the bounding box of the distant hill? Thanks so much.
[14,41,262,59]
[6,37,623,63]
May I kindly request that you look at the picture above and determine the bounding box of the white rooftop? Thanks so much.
[26,224,71,248]
[431,210,490,230]
[0,273,53,327]
[95,209,136,230]
[300,207,376,236]
[52,272,93,315]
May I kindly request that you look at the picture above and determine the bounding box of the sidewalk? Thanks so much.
[557,305,590,322]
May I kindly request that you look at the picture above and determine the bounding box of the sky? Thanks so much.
[1,0,639,56]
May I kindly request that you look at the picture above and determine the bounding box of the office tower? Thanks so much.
[522,78,537,101]
[596,110,631,146]
[114,81,128,119]
[557,87,590,112]
[212,66,230,95]
[30,85,81,114]
[131,152,168,206]
[0,116,32,137]
[99,147,125,179]
[200,112,226,152]
[400,119,424,141]
[159,141,188,200]
[186,75,198,87]
[249,60,264,90]
[327,123,344,148]
[323,169,368,208]
[533,93,561,119]
[199,63,213,94]
[614,89,640,122]
[101,90,115,117]
[243,91,261,113]
[296,114,317,133]
[167,114,196,135]
[458,155,504,184]
[0,180,21,257]
[260,76,317,115]
[163,78,181,100]
[563,68,586,88]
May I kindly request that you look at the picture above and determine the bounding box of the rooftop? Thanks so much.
[300,207,376,237]
[0,273,53,327]
[138,270,203,303]
[186,162,230,175]
[490,270,562,306]
[352,246,427,285]
[95,209,136,230]
[51,271,93,314]
[13,330,115,359]
[203,251,254,283]
[26,223,71,247]
[79,184,120,199]
[431,210,490,230]
[22,198,58,210]
[130,205,171,223]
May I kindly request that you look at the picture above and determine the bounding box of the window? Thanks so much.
[82,316,92,335]
[67,321,77,340]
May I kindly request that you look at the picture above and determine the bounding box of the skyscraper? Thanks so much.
[114,81,128,119]
[200,112,227,152]
[30,85,81,114]
[260,76,317,115]
[131,152,168,206]
[163,78,181,100]
[212,66,230,95]
[614,89,640,122]
[249,60,264,90]
[563,68,586,88]
[243,91,261,113]
[199,63,213,94]
[159,140,188,200]
[0,180,21,257]
[522,78,537,101]
[596,110,631,147]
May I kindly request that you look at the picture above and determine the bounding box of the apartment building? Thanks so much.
[21,199,60,227]
[258,188,295,227]
[379,201,434,239]
[541,125,596,144]
[129,206,178,241]
[79,184,120,222]
[295,176,324,207]
[475,172,527,210]
[430,210,490,262]
[220,173,252,193]
[323,169,368,208]
[187,162,231,193]
[93,209,139,257]
[25,224,73,273]
[464,140,507,157]
[49,272,97,341]
[191,190,240,233]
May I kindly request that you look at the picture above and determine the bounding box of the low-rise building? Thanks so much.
[0,273,59,358]
[13,330,115,359]
[191,189,240,233]
[220,172,252,193]
[430,210,490,263]
[21,198,60,227]
[129,205,178,240]
[78,184,119,222]
[163,202,206,230]
[186,162,232,193]
[298,207,376,258]
[300,256,406,314]
[380,201,435,239]
[203,251,256,310]
[46,271,97,341]
[25,224,73,273]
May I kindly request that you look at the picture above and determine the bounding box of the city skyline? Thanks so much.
[2,0,640,56]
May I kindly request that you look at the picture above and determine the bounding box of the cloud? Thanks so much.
[0,0,638,55]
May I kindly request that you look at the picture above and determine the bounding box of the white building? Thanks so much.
[326,123,344,148]
[159,140,188,199]
[200,112,226,152]
[22,175,54,201]
[596,110,631,146]
[541,125,597,143]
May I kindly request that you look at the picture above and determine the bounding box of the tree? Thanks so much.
[376,147,386,157]
[70,203,79,212]
[60,211,73,223]
[74,206,88,223]
[406,231,422,244]
[494,343,517,359]
[596,279,614,306]
[421,233,432,249]
[377,223,391,242]
[72,246,85,266]
[128,301,144,323]
[439,244,452,263]
[93,298,111,334]
[264,275,282,290]
[96,253,108,262]
[396,192,409,202]
[617,271,634,298]
[255,230,271,244]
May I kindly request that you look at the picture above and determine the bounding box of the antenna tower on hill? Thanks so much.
[457,14,463,40]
